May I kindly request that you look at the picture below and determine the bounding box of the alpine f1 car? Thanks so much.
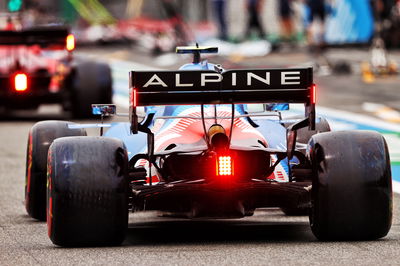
[25,46,392,246]
[0,26,112,118]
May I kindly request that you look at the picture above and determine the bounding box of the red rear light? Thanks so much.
[311,83,316,105]
[66,34,75,51]
[131,88,137,107]
[216,155,233,176]
[15,73,28,92]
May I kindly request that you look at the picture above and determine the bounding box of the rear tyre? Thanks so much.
[308,131,392,240]
[47,137,129,246]
[70,62,113,119]
[25,121,86,221]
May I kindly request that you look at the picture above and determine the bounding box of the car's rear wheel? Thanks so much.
[70,62,113,119]
[25,121,86,221]
[47,137,128,246]
[308,131,392,240]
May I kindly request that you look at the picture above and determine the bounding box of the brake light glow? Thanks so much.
[216,156,233,176]
[311,83,316,105]
[66,34,75,51]
[15,73,28,92]
[131,88,137,107]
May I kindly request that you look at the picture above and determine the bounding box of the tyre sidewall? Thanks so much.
[25,121,86,220]
[48,136,128,246]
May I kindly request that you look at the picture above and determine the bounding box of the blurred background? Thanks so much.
[0,0,398,49]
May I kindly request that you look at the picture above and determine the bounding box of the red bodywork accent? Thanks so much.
[135,107,288,184]
[0,46,63,75]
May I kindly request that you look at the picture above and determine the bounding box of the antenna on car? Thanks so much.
[176,45,218,64]
[194,43,200,63]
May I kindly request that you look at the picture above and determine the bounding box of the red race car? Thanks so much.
[0,26,112,118]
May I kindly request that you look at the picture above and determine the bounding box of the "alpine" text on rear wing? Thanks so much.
[129,68,315,133]
[130,68,313,106]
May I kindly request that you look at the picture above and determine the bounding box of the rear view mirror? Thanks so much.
[92,104,116,116]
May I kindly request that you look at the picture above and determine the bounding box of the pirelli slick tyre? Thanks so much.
[71,62,113,119]
[47,137,129,246]
[308,131,392,240]
[25,121,86,221]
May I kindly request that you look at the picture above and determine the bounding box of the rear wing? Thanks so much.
[129,68,315,133]
[0,27,71,49]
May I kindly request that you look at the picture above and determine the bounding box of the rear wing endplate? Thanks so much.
[129,68,315,133]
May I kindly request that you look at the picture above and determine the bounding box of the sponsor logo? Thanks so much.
[142,71,302,88]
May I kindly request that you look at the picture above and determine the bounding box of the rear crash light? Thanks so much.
[131,88,137,107]
[14,73,28,92]
[216,155,233,176]
[66,34,75,51]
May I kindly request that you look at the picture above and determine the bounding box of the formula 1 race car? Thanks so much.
[25,46,392,246]
[0,26,112,118]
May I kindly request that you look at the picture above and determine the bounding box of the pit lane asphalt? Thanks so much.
[0,116,400,265]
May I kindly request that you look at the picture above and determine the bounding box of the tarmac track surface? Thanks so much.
[0,118,400,265]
